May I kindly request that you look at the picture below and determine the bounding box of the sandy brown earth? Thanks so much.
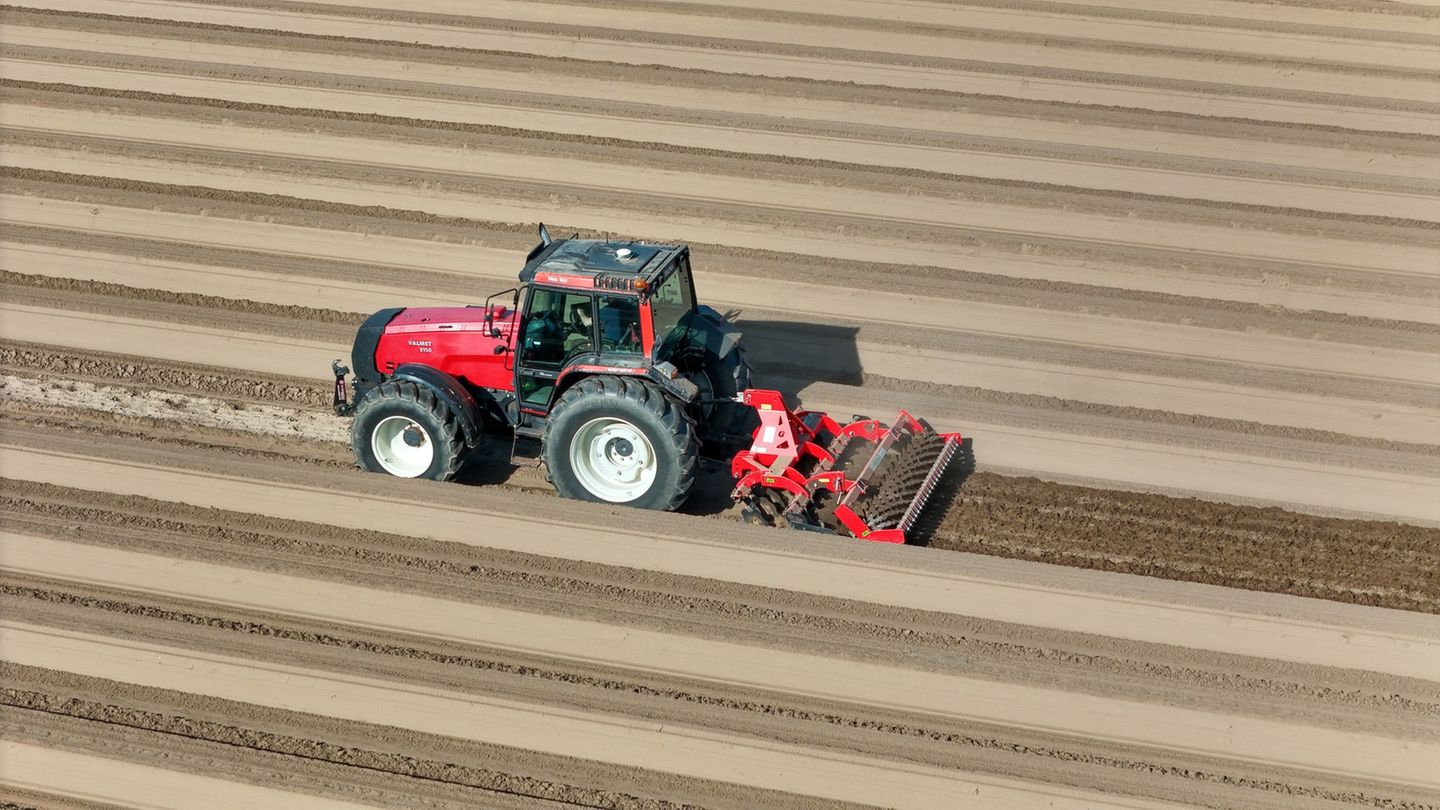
[1,0,1438,807]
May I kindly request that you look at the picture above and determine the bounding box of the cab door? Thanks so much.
[515,287,596,411]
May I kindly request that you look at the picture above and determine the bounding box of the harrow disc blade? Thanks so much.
[738,488,787,528]
[738,487,828,531]
[727,390,961,542]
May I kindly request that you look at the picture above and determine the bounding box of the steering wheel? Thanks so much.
[568,304,591,335]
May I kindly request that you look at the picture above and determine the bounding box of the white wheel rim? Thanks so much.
[371,415,435,477]
[569,417,656,502]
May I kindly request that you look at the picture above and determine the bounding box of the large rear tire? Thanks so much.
[351,380,465,481]
[693,344,755,454]
[543,376,697,510]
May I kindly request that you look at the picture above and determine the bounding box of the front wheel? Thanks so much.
[543,376,697,510]
[351,380,466,481]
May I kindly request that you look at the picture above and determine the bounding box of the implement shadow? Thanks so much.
[680,315,865,517]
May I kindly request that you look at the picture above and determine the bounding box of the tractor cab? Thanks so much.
[512,229,700,414]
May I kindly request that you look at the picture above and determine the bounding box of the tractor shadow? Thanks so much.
[679,317,865,518]
[738,318,866,393]
[685,316,977,544]
[454,430,549,489]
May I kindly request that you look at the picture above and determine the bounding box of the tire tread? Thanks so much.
[544,376,697,510]
[350,379,465,481]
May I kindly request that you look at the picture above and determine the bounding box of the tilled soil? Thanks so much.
[2,1,1438,807]
[5,364,1438,612]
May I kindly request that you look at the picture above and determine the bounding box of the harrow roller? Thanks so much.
[730,390,962,543]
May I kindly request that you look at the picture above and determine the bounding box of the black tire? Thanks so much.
[351,380,466,481]
[543,376,698,510]
[693,344,756,454]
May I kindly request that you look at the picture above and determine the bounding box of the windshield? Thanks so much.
[649,258,695,354]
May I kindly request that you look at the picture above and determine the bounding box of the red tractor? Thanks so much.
[333,225,960,542]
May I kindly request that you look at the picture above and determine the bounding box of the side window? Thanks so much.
[649,264,694,348]
[523,289,594,368]
[597,295,641,354]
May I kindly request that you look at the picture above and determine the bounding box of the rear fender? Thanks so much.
[553,364,698,407]
[694,304,742,357]
[391,363,484,449]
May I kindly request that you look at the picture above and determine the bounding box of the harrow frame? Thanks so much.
[730,390,962,543]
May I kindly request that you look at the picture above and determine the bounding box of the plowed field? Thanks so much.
[1,1,1438,808]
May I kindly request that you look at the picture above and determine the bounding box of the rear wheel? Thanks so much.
[690,344,755,454]
[544,376,697,510]
[351,380,465,481]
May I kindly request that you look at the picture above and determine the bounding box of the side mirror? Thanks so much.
[493,344,508,355]
[538,222,551,246]
[490,328,502,338]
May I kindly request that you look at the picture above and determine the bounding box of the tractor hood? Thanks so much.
[383,306,514,333]
[365,304,520,391]
[351,305,515,380]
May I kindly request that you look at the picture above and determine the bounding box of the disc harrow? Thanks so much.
[730,390,962,543]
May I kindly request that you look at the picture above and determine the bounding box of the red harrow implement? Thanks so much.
[730,390,963,543]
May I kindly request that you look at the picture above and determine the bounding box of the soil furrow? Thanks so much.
[0,711,589,810]
[0,587,1428,809]
[12,114,1437,244]
[0,682,733,810]
[240,0,1440,72]
[10,8,1440,136]
[9,173,1438,325]
[23,0,1440,109]
[8,88,1438,228]
[6,79,1436,200]
[5,212,1436,342]
[4,488,1437,716]
[566,0,1440,45]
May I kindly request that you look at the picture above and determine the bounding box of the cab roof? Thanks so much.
[519,238,683,287]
